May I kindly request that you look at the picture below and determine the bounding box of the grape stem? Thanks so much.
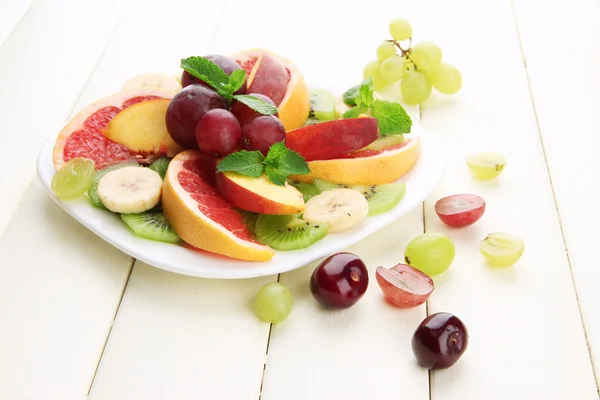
[385,38,418,71]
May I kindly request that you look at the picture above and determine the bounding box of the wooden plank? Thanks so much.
[0,0,126,237]
[259,1,429,399]
[416,0,599,398]
[87,0,318,398]
[512,0,600,382]
[0,0,34,47]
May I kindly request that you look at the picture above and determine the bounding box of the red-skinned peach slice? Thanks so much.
[376,264,434,308]
[245,53,290,106]
[215,171,305,215]
[285,117,379,161]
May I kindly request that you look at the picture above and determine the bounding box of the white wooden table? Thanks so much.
[1,0,599,398]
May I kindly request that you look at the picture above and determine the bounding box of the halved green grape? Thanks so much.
[404,233,455,276]
[363,60,387,90]
[380,55,406,82]
[466,152,506,180]
[410,41,442,72]
[400,70,432,104]
[389,18,412,41]
[51,157,96,200]
[431,62,462,94]
[376,41,397,62]
[480,232,524,267]
[254,282,293,323]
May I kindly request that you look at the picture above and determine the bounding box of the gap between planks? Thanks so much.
[0,0,36,49]
[509,0,600,393]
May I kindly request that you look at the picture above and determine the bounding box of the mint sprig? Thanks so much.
[342,78,412,135]
[216,141,310,186]
[180,56,277,116]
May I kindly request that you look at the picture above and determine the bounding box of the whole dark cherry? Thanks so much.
[310,252,369,309]
[412,312,469,369]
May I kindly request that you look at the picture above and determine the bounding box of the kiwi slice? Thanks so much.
[88,160,140,208]
[309,88,337,122]
[288,180,321,202]
[121,211,181,244]
[363,135,405,151]
[255,214,328,251]
[148,157,171,180]
[239,210,259,235]
[313,178,406,216]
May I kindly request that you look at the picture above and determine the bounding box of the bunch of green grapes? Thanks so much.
[363,18,462,105]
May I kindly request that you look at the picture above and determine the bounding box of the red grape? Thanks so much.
[310,252,369,309]
[242,115,286,155]
[434,194,485,228]
[375,264,434,308]
[182,54,247,95]
[412,312,469,369]
[165,85,226,149]
[196,109,242,157]
[230,93,278,127]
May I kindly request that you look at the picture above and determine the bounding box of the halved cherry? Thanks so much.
[434,194,485,228]
[375,264,434,308]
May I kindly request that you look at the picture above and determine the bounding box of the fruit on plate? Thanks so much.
[97,166,163,213]
[104,98,184,156]
[165,84,227,149]
[479,232,524,267]
[121,72,181,93]
[254,282,293,323]
[181,54,247,95]
[148,157,171,180]
[254,214,328,251]
[310,252,369,309]
[362,135,405,151]
[88,160,140,208]
[52,88,176,171]
[412,312,469,369]
[375,264,434,308]
[309,88,337,122]
[288,181,321,203]
[313,178,406,216]
[466,152,506,180]
[404,233,455,276]
[51,157,96,200]
[285,117,379,162]
[434,194,485,228]
[241,115,286,155]
[231,49,310,130]
[229,93,278,127]
[302,188,369,233]
[121,211,181,244]
[290,136,420,185]
[162,150,274,261]
[215,172,305,215]
[196,109,242,157]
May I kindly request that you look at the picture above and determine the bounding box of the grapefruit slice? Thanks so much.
[290,137,421,186]
[52,89,176,171]
[162,150,274,262]
[230,48,310,131]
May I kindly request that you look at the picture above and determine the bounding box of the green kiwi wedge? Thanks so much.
[362,135,405,151]
[148,157,171,180]
[254,214,328,251]
[88,160,140,208]
[288,180,321,202]
[309,88,337,122]
[239,210,259,235]
[121,211,181,244]
[313,178,406,216]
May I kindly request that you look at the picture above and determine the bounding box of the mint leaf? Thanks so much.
[359,79,374,106]
[229,69,246,92]
[264,141,288,166]
[265,165,287,186]
[342,83,361,106]
[180,56,230,96]
[233,94,278,115]
[370,99,412,135]
[342,78,374,107]
[216,150,265,178]
[343,105,369,119]
[262,141,310,185]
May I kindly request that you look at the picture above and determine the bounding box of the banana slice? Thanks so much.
[97,166,163,213]
[302,188,369,233]
[121,73,181,93]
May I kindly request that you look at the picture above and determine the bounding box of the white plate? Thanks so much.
[36,125,445,279]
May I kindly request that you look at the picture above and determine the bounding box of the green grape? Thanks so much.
[51,157,96,200]
[254,282,293,323]
[376,41,397,62]
[431,62,462,94]
[480,233,524,267]
[466,152,506,180]
[380,55,406,82]
[389,18,412,41]
[404,233,455,276]
[410,41,442,72]
[363,60,387,90]
[400,70,432,104]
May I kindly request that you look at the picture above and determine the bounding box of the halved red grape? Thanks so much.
[196,109,241,157]
[412,312,468,369]
[242,115,286,155]
[434,194,485,228]
[230,93,278,127]
[375,264,434,308]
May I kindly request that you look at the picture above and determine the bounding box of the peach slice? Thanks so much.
[285,117,379,161]
[104,98,183,156]
[216,172,305,215]
[245,52,290,106]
